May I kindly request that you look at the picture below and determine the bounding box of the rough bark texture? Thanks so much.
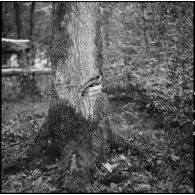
[29,2,112,192]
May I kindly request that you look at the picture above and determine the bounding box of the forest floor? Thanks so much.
[1,98,193,193]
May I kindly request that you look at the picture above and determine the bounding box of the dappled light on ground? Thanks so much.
[1,98,193,193]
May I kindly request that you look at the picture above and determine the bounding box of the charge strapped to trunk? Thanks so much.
[79,75,102,97]
[85,84,102,96]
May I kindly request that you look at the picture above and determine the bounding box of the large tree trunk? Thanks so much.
[29,2,112,192]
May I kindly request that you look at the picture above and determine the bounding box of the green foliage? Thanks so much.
[2,75,51,102]
[101,3,193,192]
[102,2,193,132]
[135,3,193,130]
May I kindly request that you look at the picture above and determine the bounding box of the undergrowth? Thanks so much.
[1,96,193,193]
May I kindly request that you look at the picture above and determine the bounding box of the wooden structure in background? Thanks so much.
[2,38,31,68]
[2,68,52,77]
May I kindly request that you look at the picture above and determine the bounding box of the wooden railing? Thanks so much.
[2,68,52,77]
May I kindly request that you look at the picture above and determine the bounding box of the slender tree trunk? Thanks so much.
[141,5,149,48]
[14,2,40,97]
[29,2,35,40]
[29,2,112,192]
[14,2,23,39]
[13,2,28,68]
[28,2,36,66]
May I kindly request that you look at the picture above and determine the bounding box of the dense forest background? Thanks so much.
[2,2,194,193]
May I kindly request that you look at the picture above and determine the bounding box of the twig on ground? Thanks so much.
[2,136,36,150]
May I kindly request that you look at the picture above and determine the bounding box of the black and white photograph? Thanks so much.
[1,1,194,193]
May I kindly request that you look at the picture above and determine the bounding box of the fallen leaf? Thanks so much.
[110,182,118,191]
[134,183,151,191]
[119,154,127,161]
[171,154,180,161]
[102,162,113,172]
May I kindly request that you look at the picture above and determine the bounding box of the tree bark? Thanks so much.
[13,2,27,69]
[29,2,35,40]
[29,2,112,192]
[28,2,36,66]
[13,2,40,97]
[14,2,23,39]
[13,2,29,68]
[141,4,149,48]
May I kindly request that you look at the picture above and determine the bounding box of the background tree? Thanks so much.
[13,2,24,39]
[29,2,35,40]
[28,2,36,66]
